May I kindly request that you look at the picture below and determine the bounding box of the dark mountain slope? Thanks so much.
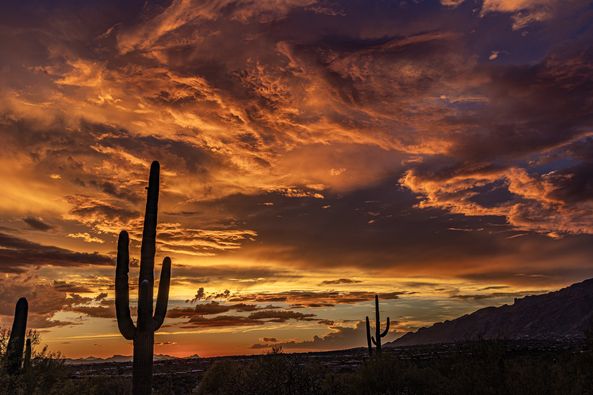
[391,278,593,347]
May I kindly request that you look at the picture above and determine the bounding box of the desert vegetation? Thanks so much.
[4,337,593,394]
[1,322,69,394]
[192,342,593,395]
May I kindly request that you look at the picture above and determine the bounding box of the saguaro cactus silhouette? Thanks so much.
[365,295,390,355]
[116,161,171,395]
[5,297,28,374]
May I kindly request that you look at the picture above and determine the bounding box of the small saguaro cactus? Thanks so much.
[116,161,172,395]
[5,297,28,374]
[365,295,390,355]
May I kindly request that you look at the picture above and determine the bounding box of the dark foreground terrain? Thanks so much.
[3,340,593,394]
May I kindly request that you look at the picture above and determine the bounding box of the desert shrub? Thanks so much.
[55,376,131,395]
[0,354,68,394]
[336,354,449,395]
[0,329,130,395]
[193,353,336,395]
[154,372,201,395]
[194,342,593,395]
[0,330,71,395]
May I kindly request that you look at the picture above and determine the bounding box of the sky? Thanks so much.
[0,0,592,359]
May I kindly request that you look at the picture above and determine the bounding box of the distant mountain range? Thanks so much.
[390,278,593,347]
[64,354,199,365]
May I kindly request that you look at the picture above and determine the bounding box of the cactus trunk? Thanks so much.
[115,161,172,395]
[133,324,154,394]
[5,298,28,375]
[375,295,382,353]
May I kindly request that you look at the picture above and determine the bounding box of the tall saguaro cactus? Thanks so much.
[5,298,28,374]
[365,295,390,355]
[116,161,172,395]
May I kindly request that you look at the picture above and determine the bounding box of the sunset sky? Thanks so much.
[1,0,593,359]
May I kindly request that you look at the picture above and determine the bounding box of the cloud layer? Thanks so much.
[1,0,593,357]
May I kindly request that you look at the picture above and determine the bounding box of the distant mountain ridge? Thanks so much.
[390,278,593,347]
[64,354,194,365]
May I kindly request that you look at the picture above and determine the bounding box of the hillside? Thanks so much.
[391,278,593,346]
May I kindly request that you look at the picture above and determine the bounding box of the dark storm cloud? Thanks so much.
[96,132,231,178]
[0,232,111,273]
[0,278,113,328]
[167,286,403,329]
[168,301,266,318]
[69,305,113,319]
[399,44,593,237]
[169,305,322,328]
[98,181,142,204]
[53,280,94,293]
[0,117,257,259]
[171,266,301,287]
[227,289,404,306]
[94,292,108,301]
[186,180,513,268]
[449,49,593,162]
[188,287,206,303]
[544,137,593,204]
[66,196,138,226]
[459,262,593,286]
[23,216,54,231]
[0,116,228,199]
[449,290,547,301]
[182,180,593,285]
[320,279,362,285]
[247,310,316,322]
[179,315,264,328]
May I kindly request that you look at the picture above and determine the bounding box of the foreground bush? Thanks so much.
[194,342,593,395]
[0,327,130,395]
[0,346,68,394]
[194,353,336,395]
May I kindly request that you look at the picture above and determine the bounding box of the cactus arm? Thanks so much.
[365,316,373,355]
[153,257,171,331]
[139,161,159,284]
[5,297,28,374]
[23,338,31,372]
[115,231,136,340]
[380,317,390,337]
[371,336,377,346]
